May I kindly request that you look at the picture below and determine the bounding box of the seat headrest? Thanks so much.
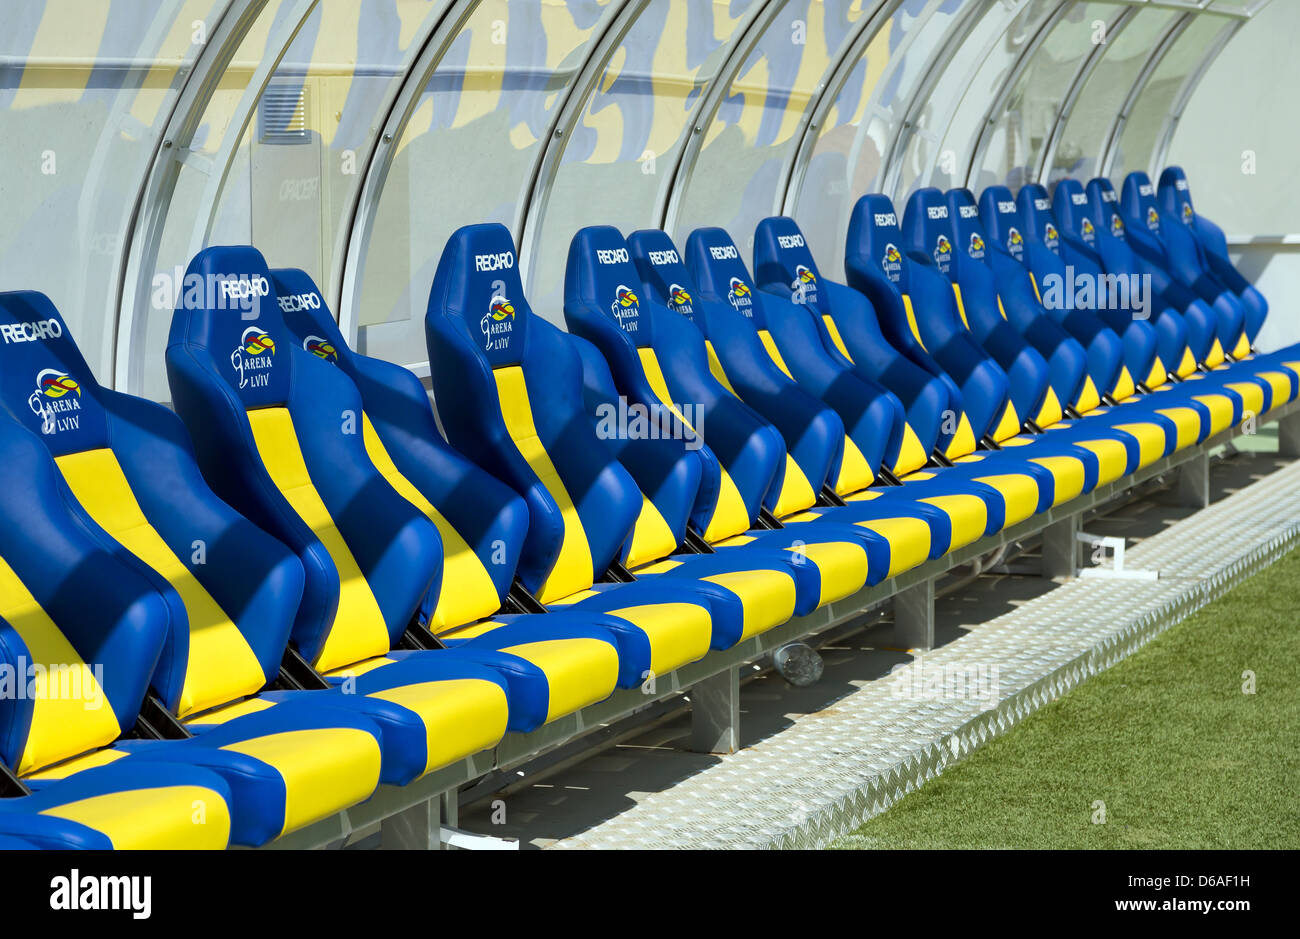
[900,187,956,275]
[684,227,759,318]
[0,291,109,456]
[845,193,911,288]
[945,188,992,263]
[427,223,530,369]
[1051,178,1098,246]
[627,229,701,326]
[167,245,293,410]
[1157,165,1196,228]
[1016,183,1062,254]
[267,268,349,370]
[977,185,1028,261]
[1121,171,1163,236]
[565,225,651,346]
[753,216,826,312]
[1085,177,1127,241]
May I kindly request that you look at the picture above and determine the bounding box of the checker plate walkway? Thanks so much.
[486,455,1300,849]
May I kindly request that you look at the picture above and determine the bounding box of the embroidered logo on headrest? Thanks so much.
[611,285,641,333]
[792,264,818,305]
[727,276,753,314]
[1071,193,1088,206]
[1110,214,1126,238]
[1145,206,1160,232]
[29,369,81,436]
[777,233,805,249]
[968,232,986,259]
[482,294,515,353]
[933,235,952,272]
[667,283,694,316]
[0,318,63,345]
[1181,203,1194,224]
[1081,217,1096,243]
[231,327,276,390]
[881,243,903,283]
[1043,223,1060,251]
[1006,227,1024,259]
[302,335,337,362]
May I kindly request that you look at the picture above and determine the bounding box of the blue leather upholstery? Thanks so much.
[425,223,740,659]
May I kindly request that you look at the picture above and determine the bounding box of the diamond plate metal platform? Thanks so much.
[540,455,1300,850]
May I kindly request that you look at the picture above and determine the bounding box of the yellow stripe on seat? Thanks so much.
[22,747,126,782]
[1071,438,1130,486]
[1111,365,1136,402]
[1034,385,1064,429]
[943,412,977,459]
[1075,374,1102,414]
[367,678,509,776]
[822,315,854,361]
[1153,407,1201,451]
[757,329,795,378]
[1109,422,1166,467]
[492,367,594,603]
[497,638,619,722]
[220,728,382,838]
[55,449,267,719]
[698,569,797,641]
[625,495,680,569]
[361,416,502,631]
[916,493,987,551]
[833,437,875,499]
[900,295,929,351]
[992,399,1020,443]
[970,473,1039,527]
[1205,338,1225,369]
[1253,372,1292,412]
[1027,456,1086,506]
[0,558,121,776]
[247,407,392,673]
[704,341,739,395]
[952,284,971,329]
[1146,357,1169,390]
[775,453,819,517]
[637,348,754,543]
[1232,332,1251,360]
[40,785,232,850]
[602,603,712,676]
[786,540,869,606]
[892,422,931,476]
[1176,346,1198,378]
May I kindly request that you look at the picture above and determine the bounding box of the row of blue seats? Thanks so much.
[0,166,1292,848]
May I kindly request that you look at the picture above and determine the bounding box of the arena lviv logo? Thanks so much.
[1080,217,1096,244]
[1110,213,1126,238]
[1146,206,1161,232]
[727,276,753,314]
[667,283,694,316]
[793,264,818,304]
[611,284,641,333]
[968,232,986,259]
[933,234,953,270]
[881,243,903,282]
[302,335,338,362]
[481,293,515,353]
[231,326,276,390]
[1043,222,1060,251]
[1182,202,1194,224]
[1006,227,1024,258]
[28,368,81,436]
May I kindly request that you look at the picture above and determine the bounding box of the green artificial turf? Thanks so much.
[833,546,1300,849]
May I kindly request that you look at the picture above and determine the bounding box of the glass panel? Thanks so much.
[784,0,981,281]
[973,1,1125,192]
[1110,13,1229,180]
[931,0,1059,192]
[895,0,1028,198]
[525,0,759,317]
[671,0,875,264]
[353,0,613,367]
[1050,8,1177,185]
[0,0,231,384]
[1168,2,1297,232]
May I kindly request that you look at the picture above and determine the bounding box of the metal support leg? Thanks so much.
[381,795,440,850]
[688,667,739,755]
[1175,451,1210,508]
[1040,514,1079,581]
[893,578,935,652]
[1279,409,1300,458]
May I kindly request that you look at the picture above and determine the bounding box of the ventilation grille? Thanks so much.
[258,84,310,145]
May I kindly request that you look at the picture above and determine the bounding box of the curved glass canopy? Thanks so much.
[0,0,1277,392]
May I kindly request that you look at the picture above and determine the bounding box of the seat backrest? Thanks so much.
[752,216,832,316]
[0,412,170,776]
[977,185,1031,265]
[1016,184,1065,259]
[1052,178,1102,249]
[426,223,644,603]
[271,268,527,633]
[0,291,297,719]
[168,246,440,674]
